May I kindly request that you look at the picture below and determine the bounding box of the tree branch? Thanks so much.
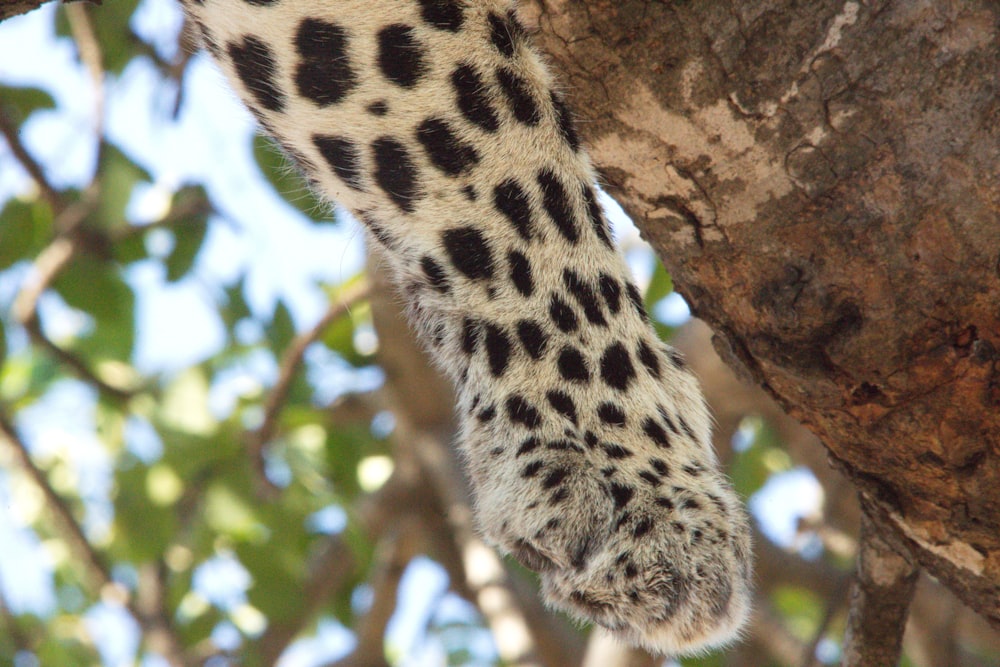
[11,235,137,403]
[842,511,919,666]
[0,409,187,665]
[246,280,371,495]
[407,429,544,667]
[0,110,62,212]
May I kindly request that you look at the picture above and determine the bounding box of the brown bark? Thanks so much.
[843,512,920,666]
[523,0,1000,629]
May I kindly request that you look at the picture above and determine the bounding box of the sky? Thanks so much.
[0,0,824,664]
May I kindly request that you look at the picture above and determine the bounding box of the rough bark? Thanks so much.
[522,0,1000,628]
[842,512,920,666]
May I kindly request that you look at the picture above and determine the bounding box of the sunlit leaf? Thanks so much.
[53,253,135,360]
[266,300,296,355]
[0,197,53,270]
[92,142,152,230]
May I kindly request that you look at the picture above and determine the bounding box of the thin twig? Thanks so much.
[65,2,106,170]
[0,410,188,665]
[11,236,136,403]
[0,110,62,212]
[0,410,112,593]
[842,511,919,667]
[247,280,371,494]
[408,430,544,667]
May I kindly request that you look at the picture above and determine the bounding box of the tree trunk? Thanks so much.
[522,0,1000,627]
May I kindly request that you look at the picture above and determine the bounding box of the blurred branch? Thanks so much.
[325,523,422,667]
[65,2,106,168]
[246,279,371,496]
[0,410,188,665]
[0,0,49,23]
[11,234,137,403]
[0,110,62,212]
[582,629,658,667]
[842,511,919,667]
[0,408,112,588]
[407,429,543,667]
[253,534,357,664]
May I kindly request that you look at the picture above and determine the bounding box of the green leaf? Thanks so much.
[0,85,56,124]
[644,260,674,309]
[0,197,54,270]
[252,135,333,224]
[113,462,178,562]
[56,0,142,75]
[165,215,209,282]
[267,300,296,354]
[92,143,152,230]
[0,319,7,366]
[53,253,135,360]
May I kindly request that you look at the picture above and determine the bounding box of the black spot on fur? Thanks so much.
[597,402,626,427]
[637,339,661,378]
[547,439,584,453]
[551,91,580,151]
[461,185,477,200]
[420,255,450,293]
[496,67,541,126]
[294,19,355,106]
[602,443,632,459]
[521,460,544,478]
[417,117,480,176]
[678,415,697,440]
[655,497,674,510]
[507,395,542,429]
[484,324,512,376]
[650,458,670,476]
[582,184,613,247]
[516,437,540,456]
[377,24,427,87]
[563,269,606,325]
[507,250,534,297]
[609,482,634,509]
[667,347,687,369]
[542,466,569,489]
[638,472,660,489]
[598,274,622,314]
[493,179,534,240]
[442,227,495,280]
[549,294,579,333]
[557,346,590,383]
[658,404,681,435]
[545,390,577,424]
[359,213,398,250]
[642,418,671,449]
[476,404,496,422]
[417,0,464,31]
[366,100,388,115]
[633,517,654,538]
[372,136,420,212]
[537,169,579,243]
[312,135,364,191]
[625,282,649,321]
[600,342,636,391]
[516,320,548,359]
[461,318,478,354]
[488,12,519,58]
[452,64,499,132]
[228,36,285,112]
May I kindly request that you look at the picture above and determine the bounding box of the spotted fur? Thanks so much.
[182,0,752,654]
